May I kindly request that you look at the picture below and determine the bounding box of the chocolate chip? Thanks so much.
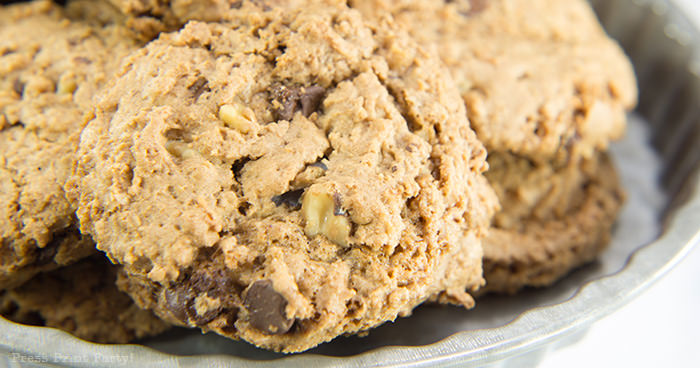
[272,188,305,209]
[244,280,293,335]
[188,77,210,100]
[271,84,300,121]
[189,271,217,293]
[164,288,188,323]
[300,86,325,117]
[166,269,234,326]
[189,269,236,297]
[271,84,325,121]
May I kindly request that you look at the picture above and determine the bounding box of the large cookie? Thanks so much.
[349,0,637,163]
[482,153,624,293]
[350,0,635,293]
[67,1,497,352]
[0,0,138,289]
[1,256,170,343]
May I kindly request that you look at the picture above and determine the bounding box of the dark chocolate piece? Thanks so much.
[244,280,293,335]
[272,188,305,209]
[300,85,325,117]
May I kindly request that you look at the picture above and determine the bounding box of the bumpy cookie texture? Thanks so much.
[350,0,637,163]
[482,154,624,293]
[352,0,635,293]
[0,256,170,343]
[0,0,138,289]
[92,0,260,39]
[69,1,497,352]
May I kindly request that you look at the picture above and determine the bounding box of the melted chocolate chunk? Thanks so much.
[165,269,239,326]
[244,280,293,335]
[271,84,325,121]
[189,271,217,293]
[300,86,326,117]
[271,189,305,209]
[164,288,188,322]
[271,84,299,121]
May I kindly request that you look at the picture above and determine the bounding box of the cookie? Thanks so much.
[67,1,497,352]
[0,0,138,289]
[349,0,637,163]
[1,256,170,343]
[70,0,245,40]
[349,0,635,292]
[482,153,624,293]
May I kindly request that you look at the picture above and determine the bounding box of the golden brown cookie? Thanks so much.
[72,0,254,40]
[349,0,636,293]
[349,0,637,163]
[67,1,497,352]
[1,256,170,344]
[0,0,138,289]
[482,153,625,293]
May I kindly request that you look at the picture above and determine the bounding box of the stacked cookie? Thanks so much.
[0,0,170,342]
[0,0,636,353]
[350,0,637,293]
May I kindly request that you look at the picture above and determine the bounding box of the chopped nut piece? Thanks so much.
[57,72,77,95]
[302,189,351,246]
[219,103,256,133]
[165,141,198,159]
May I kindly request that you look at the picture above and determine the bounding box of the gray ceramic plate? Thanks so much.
[2,0,699,367]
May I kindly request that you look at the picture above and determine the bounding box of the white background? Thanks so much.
[539,1,700,367]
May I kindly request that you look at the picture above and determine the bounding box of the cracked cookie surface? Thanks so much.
[0,0,138,289]
[1,256,170,343]
[73,0,259,40]
[350,0,635,293]
[350,0,637,163]
[68,1,497,352]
